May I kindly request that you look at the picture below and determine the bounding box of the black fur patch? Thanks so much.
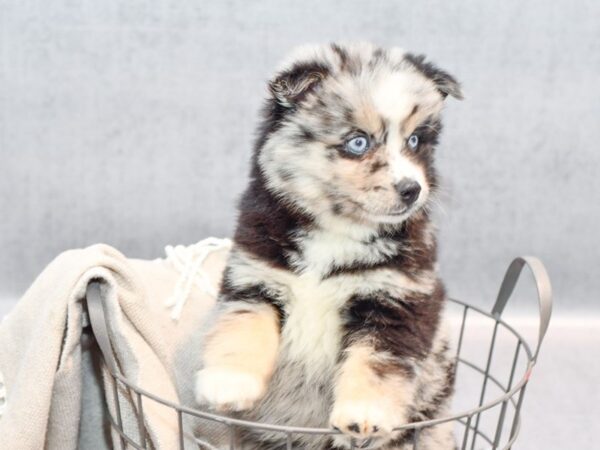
[296,124,316,143]
[368,47,387,70]
[341,280,445,364]
[323,212,437,279]
[269,62,330,105]
[277,168,295,182]
[403,53,463,100]
[252,99,290,163]
[331,43,350,72]
[233,175,313,270]
[369,160,388,174]
[412,117,443,147]
[220,269,285,321]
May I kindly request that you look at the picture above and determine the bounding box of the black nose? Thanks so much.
[394,179,421,206]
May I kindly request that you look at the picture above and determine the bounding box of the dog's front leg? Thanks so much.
[330,342,415,449]
[196,301,280,411]
[330,288,442,449]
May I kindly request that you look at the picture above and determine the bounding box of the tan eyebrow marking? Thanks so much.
[401,104,420,134]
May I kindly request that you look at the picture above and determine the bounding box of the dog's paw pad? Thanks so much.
[330,400,402,449]
[195,367,266,411]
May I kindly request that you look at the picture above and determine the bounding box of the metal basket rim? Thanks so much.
[100,296,536,435]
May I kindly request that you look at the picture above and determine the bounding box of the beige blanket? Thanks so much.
[0,242,229,450]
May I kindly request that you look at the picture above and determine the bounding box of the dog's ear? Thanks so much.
[269,62,329,107]
[405,53,464,100]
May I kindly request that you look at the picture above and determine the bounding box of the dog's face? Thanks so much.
[258,43,462,227]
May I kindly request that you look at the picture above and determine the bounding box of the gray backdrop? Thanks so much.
[1,3,599,448]
[1,0,598,316]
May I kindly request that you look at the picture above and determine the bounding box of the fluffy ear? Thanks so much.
[269,62,330,107]
[405,53,464,100]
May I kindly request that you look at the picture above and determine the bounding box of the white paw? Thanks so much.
[195,367,266,411]
[330,400,404,449]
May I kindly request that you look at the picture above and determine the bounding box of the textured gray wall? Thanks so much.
[1,0,598,316]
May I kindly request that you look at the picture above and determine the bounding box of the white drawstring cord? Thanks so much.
[164,237,232,321]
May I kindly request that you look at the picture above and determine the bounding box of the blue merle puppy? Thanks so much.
[195,42,462,450]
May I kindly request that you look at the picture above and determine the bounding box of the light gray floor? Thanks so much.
[515,319,599,449]
[449,317,599,449]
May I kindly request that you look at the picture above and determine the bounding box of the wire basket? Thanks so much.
[86,256,552,450]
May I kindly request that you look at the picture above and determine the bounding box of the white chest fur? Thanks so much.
[280,223,402,372]
[278,266,434,374]
[281,272,349,371]
[290,215,398,277]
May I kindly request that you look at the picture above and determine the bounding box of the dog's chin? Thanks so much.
[366,211,410,225]
[359,205,422,225]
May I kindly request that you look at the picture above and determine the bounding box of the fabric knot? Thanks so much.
[164,237,232,320]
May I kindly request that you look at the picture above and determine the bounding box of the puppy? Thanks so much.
[195,42,462,450]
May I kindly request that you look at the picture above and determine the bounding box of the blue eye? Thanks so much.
[345,135,370,155]
[408,134,419,150]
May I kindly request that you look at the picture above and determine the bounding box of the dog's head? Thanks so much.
[256,43,462,227]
